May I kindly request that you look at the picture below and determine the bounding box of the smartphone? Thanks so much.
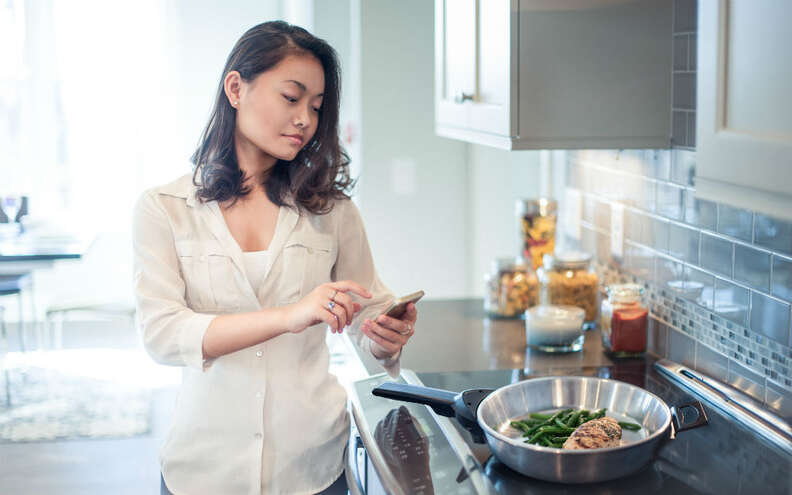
[382,290,425,319]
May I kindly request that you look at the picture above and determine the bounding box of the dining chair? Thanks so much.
[0,273,33,352]
[0,304,10,406]
[45,300,136,349]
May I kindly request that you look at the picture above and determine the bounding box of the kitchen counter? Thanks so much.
[353,299,618,376]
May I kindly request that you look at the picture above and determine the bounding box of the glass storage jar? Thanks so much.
[601,283,648,357]
[484,257,540,319]
[516,198,557,271]
[525,305,585,353]
[539,251,599,329]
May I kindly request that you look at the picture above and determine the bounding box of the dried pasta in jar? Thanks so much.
[540,252,600,327]
[485,258,540,318]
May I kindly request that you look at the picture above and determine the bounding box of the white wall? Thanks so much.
[354,0,470,299]
[467,146,543,297]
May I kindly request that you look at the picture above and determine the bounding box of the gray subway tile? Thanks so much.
[754,213,792,256]
[639,180,657,212]
[669,223,699,264]
[655,183,685,220]
[684,191,716,230]
[648,318,669,358]
[566,160,580,189]
[689,34,697,70]
[765,379,792,421]
[687,112,696,148]
[668,327,696,368]
[582,197,598,227]
[733,244,771,291]
[700,234,733,278]
[656,256,684,291]
[685,266,715,309]
[673,34,688,71]
[625,243,654,283]
[695,343,729,382]
[594,200,610,232]
[596,231,611,264]
[672,111,688,147]
[670,149,696,186]
[749,291,791,346]
[673,74,696,110]
[713,278,750,326]
[625,209,644,245]
[673,0,697,33]
[728,360,766,404]
[580,226,597,260]
[771,255,792,301]
[717,204,753,242]
[653,218,670,254]
[652,150,672,181]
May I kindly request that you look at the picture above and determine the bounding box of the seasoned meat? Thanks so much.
[562,417,622,450]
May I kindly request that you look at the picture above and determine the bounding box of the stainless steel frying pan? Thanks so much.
[373,375,708,484]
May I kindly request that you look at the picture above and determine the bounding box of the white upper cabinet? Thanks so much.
[695,0,792,220]
[435,0,673,150]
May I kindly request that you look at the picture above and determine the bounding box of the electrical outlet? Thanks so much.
[611,203,624,258]
[564,188,582,240]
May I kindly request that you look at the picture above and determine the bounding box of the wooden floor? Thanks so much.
[0,320,365,494]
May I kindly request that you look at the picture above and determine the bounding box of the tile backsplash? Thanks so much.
[563,149,792,414]
[558,0,792,418]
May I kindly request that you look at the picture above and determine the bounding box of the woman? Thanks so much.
[133,21,417,495]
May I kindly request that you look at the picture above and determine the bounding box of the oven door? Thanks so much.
[347,423,392,495]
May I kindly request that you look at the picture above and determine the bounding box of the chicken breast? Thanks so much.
[562,417,622,450]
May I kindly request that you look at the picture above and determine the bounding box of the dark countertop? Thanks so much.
[354,299,618,375]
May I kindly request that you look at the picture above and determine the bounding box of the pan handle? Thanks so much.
[670,401,709,435]
[372,382,458,417]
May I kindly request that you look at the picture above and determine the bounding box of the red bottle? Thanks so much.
[601,284,647,357]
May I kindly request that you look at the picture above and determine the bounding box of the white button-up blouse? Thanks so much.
[132,174,399,495]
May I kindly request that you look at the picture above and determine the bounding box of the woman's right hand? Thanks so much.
[282,281,372,334]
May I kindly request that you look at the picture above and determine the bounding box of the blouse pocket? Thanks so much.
[279,233,334,304]
[175,240,240,312]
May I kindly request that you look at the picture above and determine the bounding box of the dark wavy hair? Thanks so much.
[191,21,354,215]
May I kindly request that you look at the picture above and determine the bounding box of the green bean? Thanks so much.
[527,429,547,443]
[530,412,552,420]
[510,421,532,434]
[619,421,642,431]
[554,418,568,428]
[566,410,583,427]
[551,436,570,443]
[589,408,607,420]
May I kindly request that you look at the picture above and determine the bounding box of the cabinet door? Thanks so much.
[696,0,792,219]
[468,0,516,137]
[435,0,476,129]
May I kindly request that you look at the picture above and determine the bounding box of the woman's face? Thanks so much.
[233,54,325,162]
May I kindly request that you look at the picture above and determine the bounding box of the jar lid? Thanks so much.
[492,256,530,273]
[525,305,585,325]
[544,251,592,270]
[607,283,644,304]
[516,198,557,217]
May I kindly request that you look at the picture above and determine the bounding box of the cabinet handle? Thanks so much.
[455,92,474,103]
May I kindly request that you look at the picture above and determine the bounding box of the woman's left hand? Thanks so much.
[361,303,417,360]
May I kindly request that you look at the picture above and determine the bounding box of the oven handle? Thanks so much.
[346,434,366,495]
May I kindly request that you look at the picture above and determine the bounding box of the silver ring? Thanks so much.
[331,290,338,301]
[399,324,412,336]
[328,300,336,310]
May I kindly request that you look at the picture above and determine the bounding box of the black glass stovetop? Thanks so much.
[352,360,792,495]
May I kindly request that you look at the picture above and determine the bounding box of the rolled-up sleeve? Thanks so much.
[332,200,400,378]
[133,191,217,372]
